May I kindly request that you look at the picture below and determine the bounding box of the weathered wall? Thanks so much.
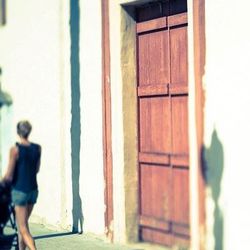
[109,0,127,242]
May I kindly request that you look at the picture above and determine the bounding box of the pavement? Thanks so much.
[2,222,170,250]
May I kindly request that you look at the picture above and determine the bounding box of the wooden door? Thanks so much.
[136,1,189,247]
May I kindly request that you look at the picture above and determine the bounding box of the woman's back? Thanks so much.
[12,143,41,192]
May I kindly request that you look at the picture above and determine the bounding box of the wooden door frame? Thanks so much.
[102,0,113,240]
[191,0,206,248]
[102,0,206,248]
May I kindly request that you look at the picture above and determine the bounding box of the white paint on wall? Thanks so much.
[0,105,14,176]
[57,0,72,230]
[0,0,107,234]
[79,0,105,234]
[0,0,72,229]
[0,0,106,235]
[204,0,250,249]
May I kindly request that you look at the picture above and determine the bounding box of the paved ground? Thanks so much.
[2,223,170,250]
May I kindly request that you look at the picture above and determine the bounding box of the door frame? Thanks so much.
[102,0,206,248]
[102,0,114,241]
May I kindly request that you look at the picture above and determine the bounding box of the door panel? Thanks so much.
[170,26,188,86]
[171,96,189,155]
[137,2,189,247]
[138,30,170,86]
[140,164,172,219]
[139,97,171,153]
[173,167,189,226]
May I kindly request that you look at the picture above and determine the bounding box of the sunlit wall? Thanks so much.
[0,0,105,234]
[0,0,72,228]
[203,0,250,249]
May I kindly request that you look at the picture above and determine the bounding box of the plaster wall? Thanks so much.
[0,0,106,235]
[0,0,72,229]
[79,0,105,234]
[203,0,250,249]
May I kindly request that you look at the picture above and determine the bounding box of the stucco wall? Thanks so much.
[79,0,105,234]
[203,1,250,249]
[0,0,105,235]
[0,0,72,228]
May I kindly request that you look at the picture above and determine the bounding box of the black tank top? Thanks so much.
[12,142,41,192]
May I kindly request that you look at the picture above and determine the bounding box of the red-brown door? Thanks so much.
[137,2,189,247]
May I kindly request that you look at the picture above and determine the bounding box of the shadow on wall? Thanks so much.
[0,68,13,176]
[197,0,224,248]
[0,92,12,176]
[0,91,12,108]
[70,0,83,233]
[202,130,224,250]
[0,68,12,108]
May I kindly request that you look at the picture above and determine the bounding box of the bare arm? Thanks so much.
[3,146,18,183]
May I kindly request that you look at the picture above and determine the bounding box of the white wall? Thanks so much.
[0,0,106,235]
[204,0,250,249]
[79,0,105,234]
[0,0,72,229]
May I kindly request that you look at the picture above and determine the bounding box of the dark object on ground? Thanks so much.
[0,181,18,249]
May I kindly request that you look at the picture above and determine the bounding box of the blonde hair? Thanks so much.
[17,120,32,139]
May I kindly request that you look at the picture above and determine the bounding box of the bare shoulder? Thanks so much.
[10,145,18,158]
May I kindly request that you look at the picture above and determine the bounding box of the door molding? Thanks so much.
[102,0,113,240]
[189,0,206,249]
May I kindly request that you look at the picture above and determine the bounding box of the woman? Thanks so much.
[3,120,41,250]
